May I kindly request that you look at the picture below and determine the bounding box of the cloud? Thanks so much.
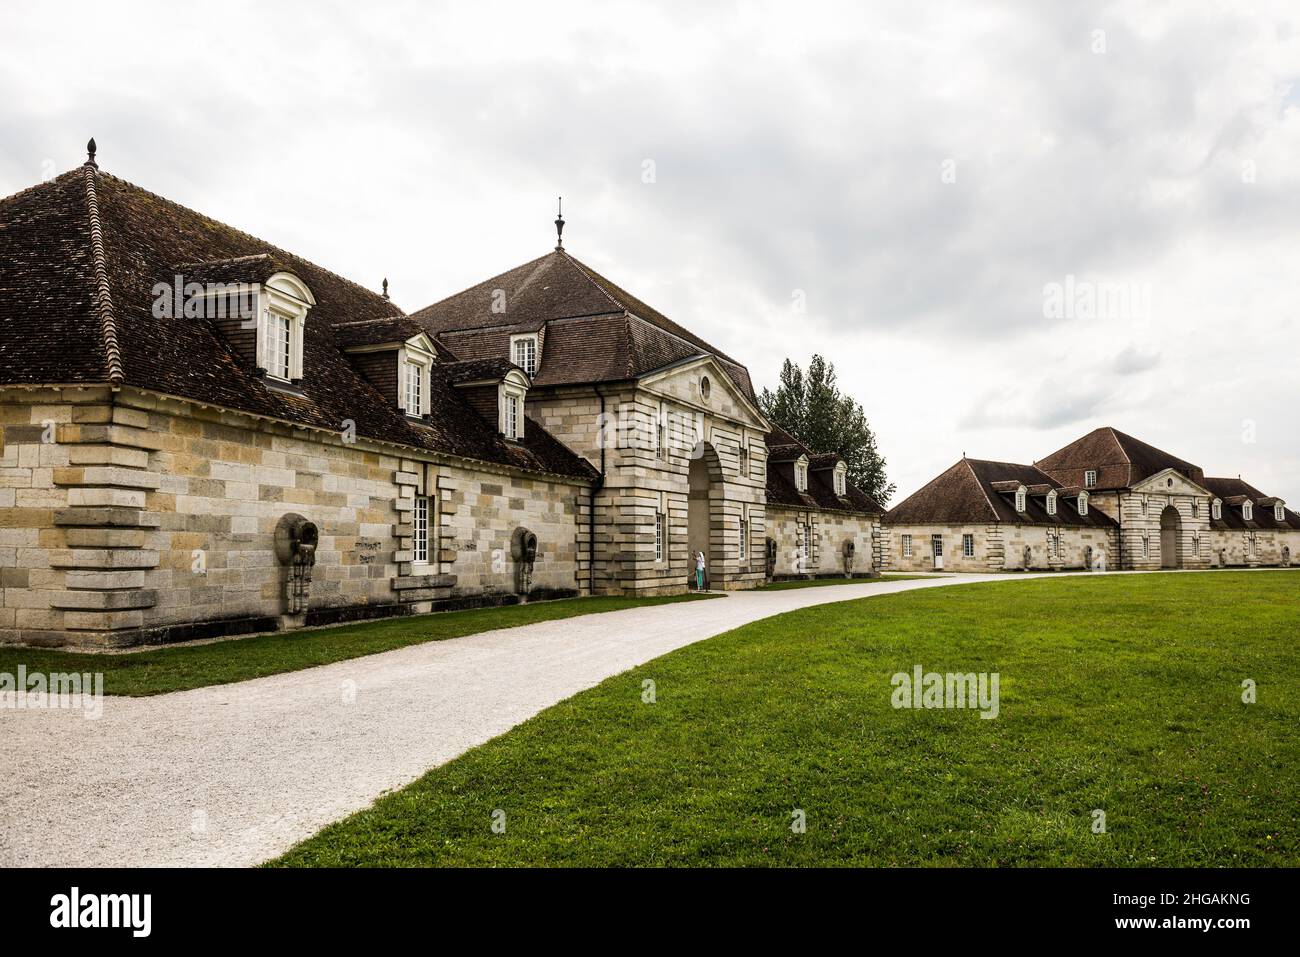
[1,0,1297,502]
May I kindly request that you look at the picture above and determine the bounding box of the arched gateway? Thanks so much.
[687,442,724,588]
[1159,505,1182,569]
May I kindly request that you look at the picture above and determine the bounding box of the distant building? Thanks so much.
[885,427,1298,572]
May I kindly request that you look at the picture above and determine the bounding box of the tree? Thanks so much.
[759,355,896,505]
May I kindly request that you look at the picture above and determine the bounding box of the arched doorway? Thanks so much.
[1159,506,1181,569]
[687,442,723,588]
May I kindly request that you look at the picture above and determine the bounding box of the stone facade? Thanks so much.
[883,523,1117,573]
[528,357,770,595]
[767,506,881,578]
[1,386,586,647]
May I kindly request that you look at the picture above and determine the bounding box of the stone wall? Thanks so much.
[529,375,768,595]
[882,522,1118,572]
[767,506,880,577]
[1,386,586,648]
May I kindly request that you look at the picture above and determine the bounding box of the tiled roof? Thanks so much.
[1036,426,1205,490]
[441,358,521,385]
[330,315,427,350]
[0,164,595,483]
[410,249,756,399]
[1203,477,1300,531]
[762,426,882,515]
[886,458,1117,528]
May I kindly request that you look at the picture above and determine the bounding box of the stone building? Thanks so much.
[886,427,1299,572]
[0,147,881,646]
[883,458,1117,572]
[764,427,883,578]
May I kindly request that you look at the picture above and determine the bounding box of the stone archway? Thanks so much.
[1160,505,1182,569]
[687,441,724,588]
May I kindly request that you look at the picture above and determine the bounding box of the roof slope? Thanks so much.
[0,164,594,482]
[1202,477,1300,531]
[762,426,883,515]
[1036,426,1204,490]
[410,248,755,398]
[887,458,1116,528]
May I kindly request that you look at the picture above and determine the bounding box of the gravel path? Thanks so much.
[1,573,1046,867]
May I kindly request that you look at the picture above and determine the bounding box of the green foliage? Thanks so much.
[759,355,895,504]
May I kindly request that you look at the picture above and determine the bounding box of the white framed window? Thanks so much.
[1078,491,1089,516]
[498,370,529,440]
[1277,504,1286,522]
[1212,499,1222,521]
[1243,501,1254,522]
[834,464,847,496]
[412,495,430,565]
[1046,491,1057,516]
[655,404,667,461]
[510,334,539,376]
[962,533,974,557]
[795,459,808,492]
[1015,487,1027,513]
[404,360,423,415]
[263,312,292,380]
[654,510,664,563]
[1084,469,1097,488]
[1191,499,1199,519]
[902,534,913,558]
[256,272,313,384]
[739,441,749,477]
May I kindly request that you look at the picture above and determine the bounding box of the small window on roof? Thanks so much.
[1015,487,1026,513]
[1078,491,1089,516]
[1046,490,1057,516]
[1243,501,1254,521]
[1212,499,1222,521]
[1084,470,1097,488]
[1275,504,1285,522]
[510,334,539,377]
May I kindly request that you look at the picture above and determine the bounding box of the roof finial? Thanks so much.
[86,137,98,168]
[382,277,389,300]
[554,196,565,251]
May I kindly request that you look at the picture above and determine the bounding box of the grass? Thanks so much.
[0,593,715,696]
[273,571,1300,867]
[758,574,930,590]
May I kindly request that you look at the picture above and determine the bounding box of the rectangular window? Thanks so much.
[512,336,537,376]
[654,510,664,562]
[264,313,291,380]
[739,442,749,477]
[1084,470,1097,488]
[655,406,667,461]
[739,515,748,562]
[412,496,429,565]
[404,361,422,415]
[962,533,974,557]
[902,534,913,558]
[1142,536,1149,559]
[506,394,519,439]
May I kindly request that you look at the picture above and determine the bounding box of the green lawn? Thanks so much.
[274,571,1300,867]
[759,574,930,590]
[0,594,714,696]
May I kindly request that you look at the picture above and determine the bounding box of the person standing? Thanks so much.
[695,550,706,591]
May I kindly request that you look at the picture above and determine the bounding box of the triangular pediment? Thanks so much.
[638,355,769,430]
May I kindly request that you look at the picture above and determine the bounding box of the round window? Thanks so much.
[700,376,711,400]
[1167,478,1174,488]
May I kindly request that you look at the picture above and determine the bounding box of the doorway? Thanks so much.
[1159,506,1181,569]
[931,534,944,570]
[687,442,722,588]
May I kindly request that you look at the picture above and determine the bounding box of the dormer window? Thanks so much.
[498,368,529,441]
[1212,499,1222,521]
[397,336,436,417]
[1078,491,1089,516]
[1084,469,1097,488]
[1276,504,1286,522]
[1046,490,1057,516]
[256,272,313,384]
[510,334,539,377]
[404,360,423,414]
[1243,501,1254,522]
[795,458,809,492]
[834,463,847,497]
[1015,487,1027,513]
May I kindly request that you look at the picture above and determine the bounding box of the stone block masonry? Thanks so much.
[1,386,588,648]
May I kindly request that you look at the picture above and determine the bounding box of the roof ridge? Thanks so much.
[557,250,630,315]
[80,164,124,384]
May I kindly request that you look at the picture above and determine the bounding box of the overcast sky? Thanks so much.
[3,0,1298,503]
